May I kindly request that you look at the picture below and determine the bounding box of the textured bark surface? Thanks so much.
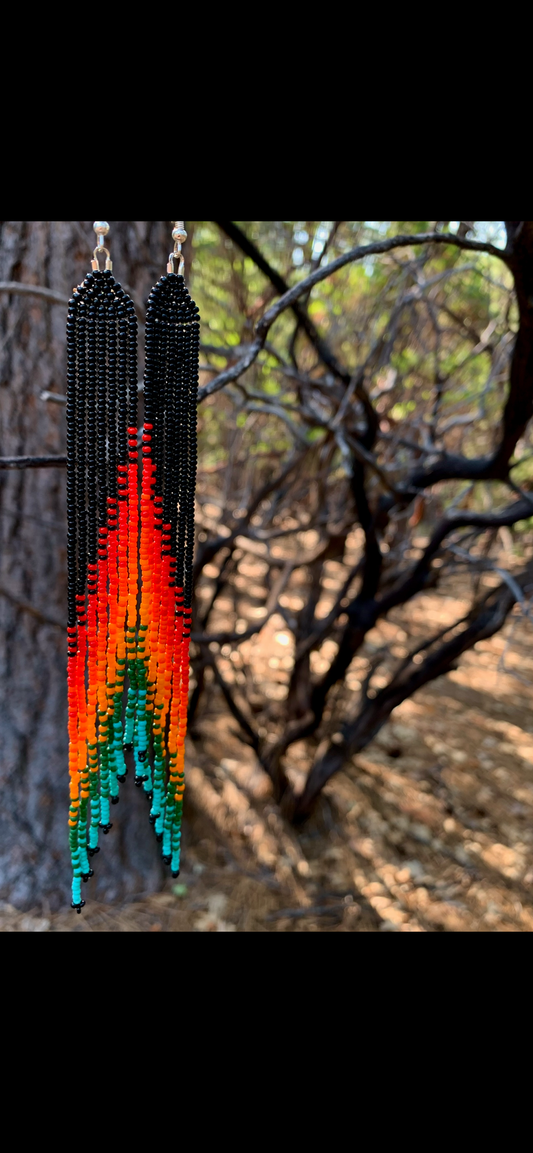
[0,221,178,910]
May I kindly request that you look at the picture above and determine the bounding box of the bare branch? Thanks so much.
[0,455,67,469]
[378,495,533,617]
[210,657,260,752]
[193,451,305,582]
[0,281,70,306]
[40,391,67,405]
[0,584,64,628]
[294,561,363,660]
[198,229,507,404]
[214,219,350,384]
[192,561,293,646]
[293,564,532,820]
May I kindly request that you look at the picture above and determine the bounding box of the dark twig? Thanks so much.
[0,584,64,628]
[293,563,533,820]
[40,391,67,405]
[214,219,350,384]
[193,451,304,582]
[0,455,67,469]
[0,281,70,306]
[210,658,260,753]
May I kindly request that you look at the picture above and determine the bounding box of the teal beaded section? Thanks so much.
[165,765,185,869]
[152,758,165,834]
[124,657,138,746]
[100,797,110,827]
[69,818,80,869]
[151,695,166,831]
[112,703,126,777]
[69,814,82,905]
[162,789,176,859]
[98,713,110,825]
[144,673,156,798]
[107,738,119,800]
[78,794,90,877]
[103,682,121,795]
[88,743,100,850]
[134,649,152,788]
[171,801,183,874]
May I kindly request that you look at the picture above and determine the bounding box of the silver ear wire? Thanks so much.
[167,221,187,275]
[92,221,112,271]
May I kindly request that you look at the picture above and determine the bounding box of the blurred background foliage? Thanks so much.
[192,221,524,502]
[179,221,533,825]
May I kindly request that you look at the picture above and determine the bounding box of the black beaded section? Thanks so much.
[86,291,97,566]
[107,293,117,500]
[66,271,137,636]
[127,295,138,434]
[142,274,199,612]
[66,292,78,629]
[74,296,86,603]
[97,299,107,526]
[117,293,128,467]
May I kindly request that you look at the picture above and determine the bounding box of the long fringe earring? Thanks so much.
[66,222,138,911]
[137,221,199,878]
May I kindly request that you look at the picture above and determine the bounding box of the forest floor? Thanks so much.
[3,577,533,933]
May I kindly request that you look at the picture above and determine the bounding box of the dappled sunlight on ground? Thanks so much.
[3,581,533,931]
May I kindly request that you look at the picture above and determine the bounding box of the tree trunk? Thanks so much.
[0,221,178,911]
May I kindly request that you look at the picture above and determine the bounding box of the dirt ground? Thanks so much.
[3,577,533,933]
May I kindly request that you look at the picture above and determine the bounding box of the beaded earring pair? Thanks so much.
[66,221,199,911]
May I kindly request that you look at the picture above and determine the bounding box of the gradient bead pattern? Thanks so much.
[140,273,199,877]
[66,269,138,910]
[66,266,199,909]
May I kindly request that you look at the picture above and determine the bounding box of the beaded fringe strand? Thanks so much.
[67,269,137,910]
[140,273,199,877]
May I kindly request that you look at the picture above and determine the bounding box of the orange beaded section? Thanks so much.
[96,526,109,724]
[67,640,80,803]
[138,429,154,685]
[86,564,98,755]
[117,465,129,671]
[127,428,139,645]
[106,497,118,713]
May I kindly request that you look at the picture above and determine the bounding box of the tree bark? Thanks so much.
[0,221,175,910]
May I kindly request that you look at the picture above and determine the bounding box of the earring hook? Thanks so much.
[92,221,113,271]
[167,221,187,276]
